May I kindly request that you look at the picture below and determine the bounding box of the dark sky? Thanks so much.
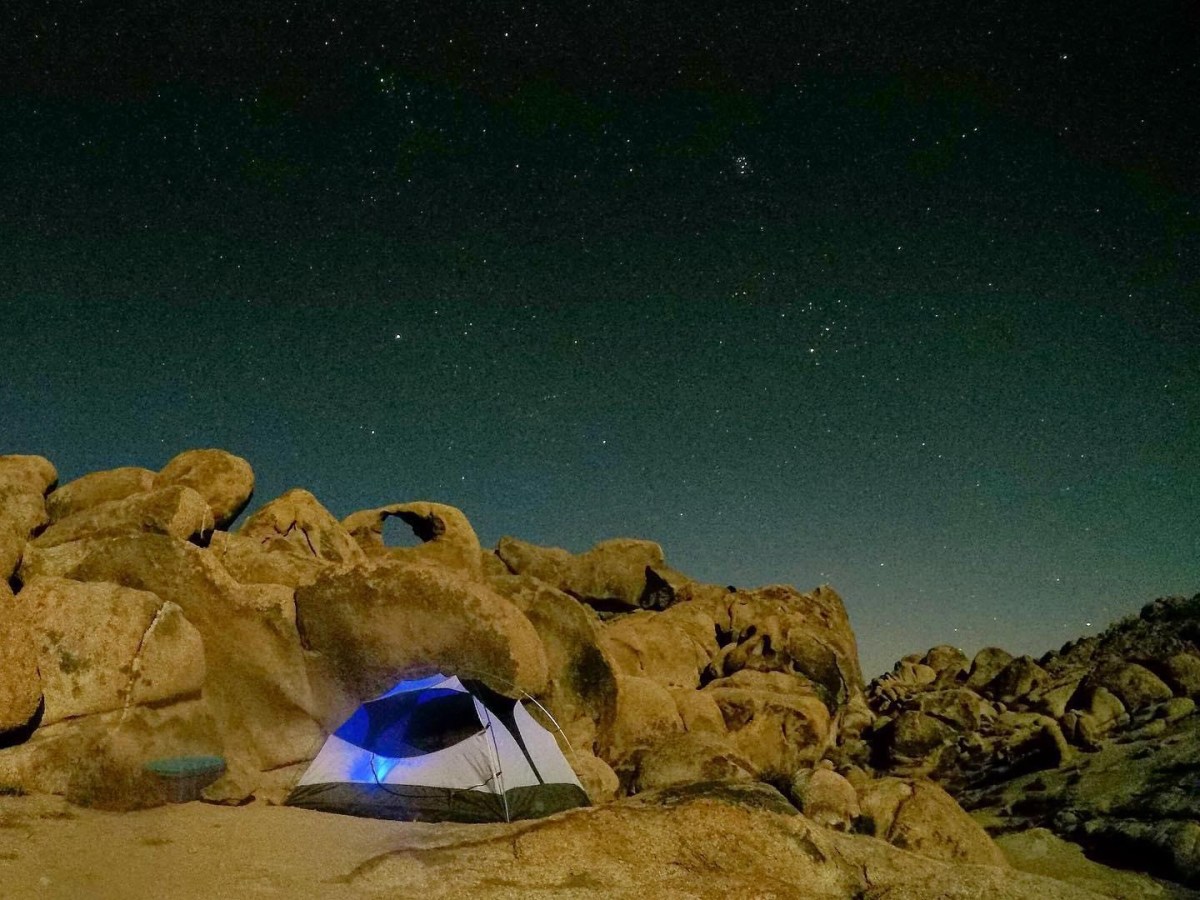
[3,2,1197,675]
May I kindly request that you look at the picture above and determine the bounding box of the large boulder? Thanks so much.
[0,454,58,514]
[859,777,1009,867]
[1092,662,1174,714]
[628,730,757,793]
[572,751,620,804]
[495,536,672,611]
[1157,652,1200,697]
[0,580,42,736]
[154,449,254,529]
[991,711,1072,771]
[670,688,728,735]
[294,559,548,723]
[877,710,957,762]
[487,572,619,754]
[0,454,57,579]
[601,605,717,688]
[16,576,206,725]
[207,531,332,589]
[239,489,365,565]
[17,539,106,582]
[1027,675,1085,719]
[910,688,996,732]
[702,669,833,780]
[55,534,322,789]
[603,675,685,770]
[0,700,219,803]
[966,647,1016,691]
[791,761,861,830]
[343,501,482,574]
[869,660,938,709]
[1066,683,1127,731]
[984,655,1050,705]
[30,485,212,549]
[706,583,864,714]
[46,467,156,523]
[0,518,27,581]
[921,645,970,683]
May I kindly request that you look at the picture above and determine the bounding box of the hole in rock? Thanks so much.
[381,511,444,547]
[382,515,426,547]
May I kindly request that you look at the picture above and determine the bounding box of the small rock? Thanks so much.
[1158,696,1196,723]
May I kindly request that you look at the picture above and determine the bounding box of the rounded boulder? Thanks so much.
[155,449,254,529]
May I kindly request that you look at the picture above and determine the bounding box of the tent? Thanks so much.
[286,673,590,823]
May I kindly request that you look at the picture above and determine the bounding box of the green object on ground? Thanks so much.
[144,756,226,802]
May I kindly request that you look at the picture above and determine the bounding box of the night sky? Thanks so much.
[3,2,1197,676]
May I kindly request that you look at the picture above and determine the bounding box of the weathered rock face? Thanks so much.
[0,455,58,518]
[17,576,205,725]
[708,583,865,711]
[238,489,365,566]
[343,501,483,574]
[0,580,42,736]
[601,605,717,688]
[486,571,619,754]
[863,777,1009,867]
[154,449,254,529]
[1158,651,1200,697]
[1088,662,1173,713]
[0,700,220,802]
[602,675,685,769]
[45,467,156,523]
[791,761,861,830]
[704,669,833,779]
[0,519,25,583]
[495,535,673,611]
[983,655,1049,705]
[876,709,958,764]
[13,447,1144,892]
[294,559,548,721]
[207,531,332,589]
[589,578,870,793]
[966,646,1016,690]
[57,534,323,790]
[31,485,213,549]
[922,644,970,682]
[0,454,57,580]
[627,730,757,793]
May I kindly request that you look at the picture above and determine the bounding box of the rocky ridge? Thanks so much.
[0,449,1194,897]
[866,595,1200,891]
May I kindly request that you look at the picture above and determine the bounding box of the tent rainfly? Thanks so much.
[286,673,590,823]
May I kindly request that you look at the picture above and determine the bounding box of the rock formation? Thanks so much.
[866,593,1200,889]
[1,447,1195,896]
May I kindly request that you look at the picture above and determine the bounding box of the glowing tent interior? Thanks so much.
[285,673,590,823]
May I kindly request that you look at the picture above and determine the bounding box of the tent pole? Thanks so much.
[480,705,511,823]
[457,667,581,767]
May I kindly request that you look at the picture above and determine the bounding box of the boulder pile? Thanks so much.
[2,448,1194,896]
[0,450,879,819]
[866,595,1200,887]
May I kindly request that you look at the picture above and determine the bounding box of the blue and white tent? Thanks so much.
[286,673,589,823]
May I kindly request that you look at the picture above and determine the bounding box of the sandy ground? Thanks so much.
[5,790,1194,900]
[0,794,502,900]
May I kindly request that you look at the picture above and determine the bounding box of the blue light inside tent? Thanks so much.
[340,751,408,783]
[370,754,401,782]
[335,674,454,748]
